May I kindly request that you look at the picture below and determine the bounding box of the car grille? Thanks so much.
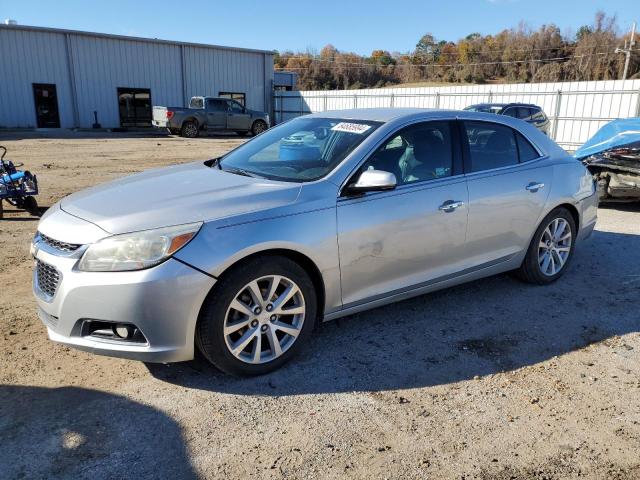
[38,232,81,253]
[36,260,61,298]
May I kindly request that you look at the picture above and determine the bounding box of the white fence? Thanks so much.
[274,79,640,150]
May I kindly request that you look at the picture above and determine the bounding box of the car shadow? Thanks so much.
[599,201,640,213]
[0,385,197,479]
[147,229,640,396]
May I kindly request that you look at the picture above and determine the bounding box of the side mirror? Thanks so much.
[346,169,397,194]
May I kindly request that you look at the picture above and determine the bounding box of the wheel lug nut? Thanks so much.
[253,307,261,314]
[251,320,258,328]
[266,304,273,312]
[261,325,268,332]
[270,315,277,322]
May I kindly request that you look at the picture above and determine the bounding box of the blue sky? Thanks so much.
[0,0,637,55]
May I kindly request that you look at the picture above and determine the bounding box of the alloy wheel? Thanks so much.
[537,217,572,276]
[223,275,305,364]
[183,123,197,137]
[253,121,266,135]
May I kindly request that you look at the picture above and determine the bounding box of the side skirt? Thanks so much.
[322,254,520,322]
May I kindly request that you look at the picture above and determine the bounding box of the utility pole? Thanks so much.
[616,22,636,80]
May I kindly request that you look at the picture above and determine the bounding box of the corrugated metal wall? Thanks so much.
[0,25,273,129]
[183,45,268,114]
[0,28,75,128]
[275,79,640,150]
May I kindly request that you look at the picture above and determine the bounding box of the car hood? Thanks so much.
[60,161,301,234]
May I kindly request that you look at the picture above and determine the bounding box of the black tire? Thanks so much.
[23,196,40,217]
[181,121,199,138]
[196,256,317,376]
[516,207,576,285]
[235,131,249,137]
[251,120,268,136]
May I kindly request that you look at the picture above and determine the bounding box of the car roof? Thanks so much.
[306,108,457,123]
[469,102,540,108]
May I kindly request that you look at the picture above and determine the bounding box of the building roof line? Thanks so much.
[0,23,275,56]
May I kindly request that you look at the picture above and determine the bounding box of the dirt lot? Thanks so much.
[1,131,639,479]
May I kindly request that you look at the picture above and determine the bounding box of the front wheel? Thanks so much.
[251,120,268,136]
[516,207,576,284]
[196,256,317,376]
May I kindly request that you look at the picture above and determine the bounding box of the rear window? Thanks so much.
[463,121,518,172]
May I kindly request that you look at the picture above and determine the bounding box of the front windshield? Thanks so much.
[218,117,382,182]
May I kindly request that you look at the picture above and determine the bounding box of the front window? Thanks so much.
[226,100,244,113]
[359,121,453,186]
[218,117,381,182]
[219,92,246,106]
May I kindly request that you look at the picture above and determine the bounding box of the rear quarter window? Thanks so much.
[515,132,541,162]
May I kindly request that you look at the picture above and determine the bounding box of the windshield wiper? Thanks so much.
[221,166,263,178]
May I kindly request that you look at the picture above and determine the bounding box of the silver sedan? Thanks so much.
[32,109,598,375]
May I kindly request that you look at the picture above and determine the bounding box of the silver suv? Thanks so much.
[464,103,550,134]
[32,108,597,375]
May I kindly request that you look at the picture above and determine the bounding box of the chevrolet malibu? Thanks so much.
[32,109,598,375]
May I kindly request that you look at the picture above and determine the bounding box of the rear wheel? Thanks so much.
[181,121,199,138]
[196,256,317,376]
[251,120,268,136]
[516,207,576,284]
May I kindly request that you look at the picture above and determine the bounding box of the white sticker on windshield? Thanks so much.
[330,122,372,134]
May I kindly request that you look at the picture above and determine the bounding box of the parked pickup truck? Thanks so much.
[153,96,270,138]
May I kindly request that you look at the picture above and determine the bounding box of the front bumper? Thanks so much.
[33,244,216,363]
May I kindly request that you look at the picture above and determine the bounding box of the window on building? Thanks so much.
[219,92,246,106]
[117,87,152,127]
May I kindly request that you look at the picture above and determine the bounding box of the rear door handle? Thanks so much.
[526,182,545,192]
[438,200,465,212]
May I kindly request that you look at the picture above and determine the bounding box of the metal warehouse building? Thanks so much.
[0,24,274,129]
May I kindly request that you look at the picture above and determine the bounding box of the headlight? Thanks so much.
[78,222,202,272]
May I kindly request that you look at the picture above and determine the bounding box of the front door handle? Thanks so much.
[438,200,465,213]
[526,182,545,192]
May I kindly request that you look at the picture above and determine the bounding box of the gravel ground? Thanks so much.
[0,131,639,480]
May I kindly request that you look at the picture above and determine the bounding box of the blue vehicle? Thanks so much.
[0,146,40,218]
[575,118,640,202]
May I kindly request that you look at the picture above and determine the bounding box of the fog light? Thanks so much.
[113,324,134,339]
